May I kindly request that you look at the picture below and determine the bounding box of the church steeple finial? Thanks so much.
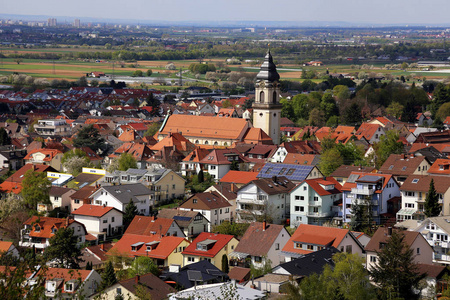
[256,47,280,82]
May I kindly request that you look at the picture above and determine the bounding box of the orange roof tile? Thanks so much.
[182,232,235,258]
[428,158,450,175]
[24,148,62,161]
[220,171,258,184]
[72,205,119,217]
[107,234,187,259]
[0,241,13,253]
[125,216,176,237]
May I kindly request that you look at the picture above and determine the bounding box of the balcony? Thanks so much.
[434,253,450,262]
[307,211,333,218]
[351,187,374,195]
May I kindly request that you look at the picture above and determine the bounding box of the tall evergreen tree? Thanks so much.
[424,179,441,217]
[44,227,83,269]
[73,125,106,153]
[123,200,138,230]
[221,254,229,273]
[101,261,117,290]
[369,230,424,299]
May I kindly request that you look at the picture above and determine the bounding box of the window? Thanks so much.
[188,257,195,262]
[220,209,222,214]
[65,283,73,292]
[103,219,107,223]
[215,210,218,215]
[172,184,176,189]
[77,226,81,232]
[254,256,262,262]
[275,243,280,250]
[210,165,216,170]
[74,199,80,204]
[417,248,420,255]
[303,186,307,191]
[307,244,314,250]
[345,245,352,253]
[111,217,115,222]
[370,256,377,263]
[116,288,122,295]
[300,206,304,212]
[295,242,302,249]
[295,206,300,212]
[314,197,318,201]
[54,197,59,202]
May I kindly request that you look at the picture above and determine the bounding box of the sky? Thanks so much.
[2,0,450,25]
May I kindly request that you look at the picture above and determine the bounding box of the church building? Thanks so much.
[157,51,281,146]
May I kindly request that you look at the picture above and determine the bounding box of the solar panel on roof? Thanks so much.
[258,163,313,181]
[173,216,191,222]
[187,270,203,282]
[206,269,223,276]
[347,174,360,183]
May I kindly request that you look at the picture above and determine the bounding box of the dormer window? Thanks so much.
[35,225,41,232]
[193,199,197,204]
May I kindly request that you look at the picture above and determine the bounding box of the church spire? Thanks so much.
[256,48,280,82]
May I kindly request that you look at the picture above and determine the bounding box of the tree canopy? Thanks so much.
[369,230,424,299]
[424,179,441,218]
[118,153,138,171]
[73,125,106,154]
[21,169,52,210]
[44,227,83,269]
[61,149,91,176]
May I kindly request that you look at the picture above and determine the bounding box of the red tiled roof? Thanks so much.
[428,158,450,175]
[282,224,351,255]
[220,171,258,184]
[298,177,342,196]
[0,241,13,253]
[24,148,62,161]
[182,232,235,258]
[24,216,80,239]
[125,216,176,236]
[107,234,187,259]
[72,205,119,217]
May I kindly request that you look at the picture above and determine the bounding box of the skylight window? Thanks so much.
[412,179,419,184]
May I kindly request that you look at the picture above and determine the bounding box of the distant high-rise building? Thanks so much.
[47,18,57,27]
[73,19,81,28]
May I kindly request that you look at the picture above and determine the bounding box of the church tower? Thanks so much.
[252,50,282,144]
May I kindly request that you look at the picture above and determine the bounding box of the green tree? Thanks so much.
[127,256,160,278]
[146,69,153,77]
[333,85,351,101]
[44,227,83,269]
[386,102,404,119]
[212,221,250,238]
[144,123,160,137]
[118,153,137,171]
[145,93,160,117]
[370,230,424,300]
[373,131,404,168]
[197,170,205,183]
[349,197,374,235]
[342,102,361,125]
[132,70,143,77]
[318,148,344,176]
[61,149,91,176]
[299,253,375,300]
[73,125,106,154]
[424,179,441,217]
[436,102,450,122]
[124,200,138,230]
[101,261,117,290]
[0,128,11,146]
[21,170,52,210]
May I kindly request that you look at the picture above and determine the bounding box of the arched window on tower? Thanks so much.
[273,91,277,103]
[259,91,265,103]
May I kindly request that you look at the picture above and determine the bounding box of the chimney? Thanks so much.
[65,217,69,227]
[387,227,393,236]
[262,220,266,231]
[100,243,104,251]
[272,176,277,183]
[135,275,140,285]
[231,184,235,192]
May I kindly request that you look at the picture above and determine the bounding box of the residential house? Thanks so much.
[160,260,229,290]
[427,158,450,176]
[413,216,450,265]
[416,264,450,298]
[80,242,113,270]
[102,167,185,203]
[108,143,154,169]
[272,247,339,278]
[199,148,250,181]
[257,162,323,183]
[355,123,385,144]
[107,234,190,268]
[229,221,290,268]
[0,145,27,170]
[34,268,101,299]
[70,167,106,189]
[72,205,123,241]
[38,186,76,213]
[281,224,364,262]
[205,182,239,222]
[378,154,431,185]
[236,176,296,225]
[397,176,450,222]
[290,177,343,227]
[219,171,258,188]
[19,216,87,252]
[24,148,63,171]
[33,119,71,136]
[157,209,210,239]
[270,140,321,163]
[341,172,401,224]
[180,147,210,177]
[69,185,98,212]
[179,192,233,230]
[90,183,153,215]
[0,241,20,259]
[330,165,376,184]
[365,227,432,271]
[181,232,239,270]
[100,273,175,300]
[125,215,185,238]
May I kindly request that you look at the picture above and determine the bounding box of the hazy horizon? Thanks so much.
[2,0,450,26]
